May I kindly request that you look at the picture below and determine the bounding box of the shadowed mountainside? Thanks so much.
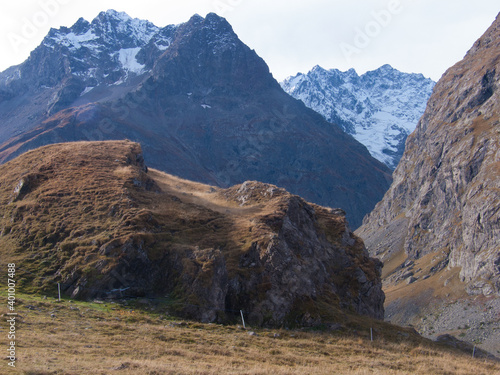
[0,11,392,229]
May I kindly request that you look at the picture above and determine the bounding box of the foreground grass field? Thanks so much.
[1,293,499,375]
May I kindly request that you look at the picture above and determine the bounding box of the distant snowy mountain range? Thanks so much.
[281,65,435,169]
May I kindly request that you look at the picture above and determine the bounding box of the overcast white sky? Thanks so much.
[0,0,498,81]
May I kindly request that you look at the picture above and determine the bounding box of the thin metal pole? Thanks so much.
[58,283,61,301]
[240,310,246,329]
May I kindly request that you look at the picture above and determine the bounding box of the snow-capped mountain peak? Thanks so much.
[27,10,180,94]
[45,9,160,52]
[100,9,132,21]
[281,65,435,169]
[91,9,159,46]
[0,11,392,230]
[0,10,180,116]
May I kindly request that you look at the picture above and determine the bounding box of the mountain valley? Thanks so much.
[1,7,500,372]
[357,12,500,355]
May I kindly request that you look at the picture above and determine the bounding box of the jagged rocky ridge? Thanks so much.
[0,10,391,229]
[0,141,385,325]
[356,13,500,352]
[281,65,435,169]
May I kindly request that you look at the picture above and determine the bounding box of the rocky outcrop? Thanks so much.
[70,180,385,325]
[0,141,384,327]
[356,13,500,352]
[218,182,385,324]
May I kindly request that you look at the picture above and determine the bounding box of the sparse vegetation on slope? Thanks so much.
[1,292,499,375]
[0,12,392,229]
[356,13,500,355]
[0,140,383,327]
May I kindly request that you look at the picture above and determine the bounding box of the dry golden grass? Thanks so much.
[2,141,498,374]
[384,250,468,304]
[0,141,151,294]
[0,140,382,331]
[1,293,499,375]
[0,141,358,310]
[381,248,407,279]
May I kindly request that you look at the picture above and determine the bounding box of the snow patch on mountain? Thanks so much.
[93,9,159,46]
[109,11,159,45]
[116,47,145,74]
[156,40,171,51]
[80,87,94,96]
[51,29,98,50]
[281,65,435,169]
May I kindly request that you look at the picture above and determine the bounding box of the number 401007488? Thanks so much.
[7,263,16,311]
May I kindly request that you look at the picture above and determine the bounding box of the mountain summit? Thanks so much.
[0,11,391,228]
[281,65,435,169]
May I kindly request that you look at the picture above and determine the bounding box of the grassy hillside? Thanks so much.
[1,292,499,374]
[0,140,385,326]
[1,141,498,373]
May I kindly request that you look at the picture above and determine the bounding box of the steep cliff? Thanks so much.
[357,13,500,353]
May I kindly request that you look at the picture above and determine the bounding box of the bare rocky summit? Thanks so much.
[356,13,500,354]
[0,141,384,326]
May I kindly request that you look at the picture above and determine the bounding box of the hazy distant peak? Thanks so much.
[281,64,435,169]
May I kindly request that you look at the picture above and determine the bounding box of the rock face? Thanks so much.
[218,182,385,324]
[281,65,435,169]
[0,141,385,326]
[0,11,391,229]
[356,13,500,353]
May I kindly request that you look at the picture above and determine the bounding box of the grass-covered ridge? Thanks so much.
[0,140,383,326]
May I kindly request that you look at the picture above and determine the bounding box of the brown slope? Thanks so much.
[0,140,384,326]
[356,13,500,353]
